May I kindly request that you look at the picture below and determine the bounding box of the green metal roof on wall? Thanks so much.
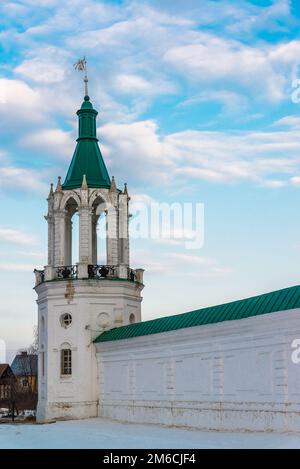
[62,96,111,190]
[94,285,300,343]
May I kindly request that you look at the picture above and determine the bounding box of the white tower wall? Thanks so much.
[35,183,144,422]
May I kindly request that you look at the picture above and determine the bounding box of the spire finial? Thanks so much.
[48,183,54,198]
[74,56,88,97]
[81,174,88,190]
[110,176,117,192]
[123,182,128,196]
[55,176,62,193]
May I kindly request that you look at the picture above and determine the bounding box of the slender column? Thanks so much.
[106,206,118,265]
[46,214,54,266]
[91,214,98,264]
[118,193,129,266]
[64,215,72,266]
[53,210,66,266]
[46,184,55,267]
[79,207,92,264]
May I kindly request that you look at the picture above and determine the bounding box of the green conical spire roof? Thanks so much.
[62,95,111,190]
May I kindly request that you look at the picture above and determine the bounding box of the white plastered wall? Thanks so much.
[36,279,143,422]
[96,309,300,432]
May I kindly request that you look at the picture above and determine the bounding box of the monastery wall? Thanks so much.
[96,309,300,432]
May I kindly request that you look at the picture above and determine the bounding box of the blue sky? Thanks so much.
[2,0,300,359]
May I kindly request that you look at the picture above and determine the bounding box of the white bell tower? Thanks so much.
[34,67,144,422]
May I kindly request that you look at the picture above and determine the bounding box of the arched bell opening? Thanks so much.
[64,197,79,266]
[92,196,108,266]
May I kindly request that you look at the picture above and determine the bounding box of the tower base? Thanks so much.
[35,278,143,423]
[36,400,98,423]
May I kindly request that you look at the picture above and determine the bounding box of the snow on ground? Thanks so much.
[0,418,300,449]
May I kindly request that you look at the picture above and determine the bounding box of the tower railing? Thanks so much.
[88,264,117,279]
[34,264,143,285]
[55,265,78,280]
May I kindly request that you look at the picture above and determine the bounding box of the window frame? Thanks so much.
[60,313,72,328]
[60,348,72,376]
[22,378,29,388]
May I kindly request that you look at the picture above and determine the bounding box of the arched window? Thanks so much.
[96,213,107,264]
[129,313,136,324]
[61,346,72,376]
[64,197,79,265]
[71,212,79,265]
[92,196,108,265]
[60,313,72,328]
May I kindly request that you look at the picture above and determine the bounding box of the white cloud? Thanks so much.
[19,0,61,6]
[166,253,232,278]
[23,0,122,37]
[259,179,286,188]
[101,120,175,183]
[130,3,194,27]
[290,176,300,185]
[0,263,34,272]
[18,0,290,44]
[16,250,44,258]
[1,2,28,16]
[179,90,249,116]
[140,261,170,274]
[130,193,156,205]
[167,253,215,266]
[67,16,161,50]
[5,0,298,128]
[113,74,154,94]
[272,115,300,129]
[0,78,42,121]
[21,128,74,159]
[1,0,300,197]
[101,119,300,187]
[163,33,300,102]
[0,228,36,246]
[14,45,75,92]
[131,250,232,277]
[2,0,297,143]
[0,166,48,192]
[227,0,291,35]
[113,73,176,97]
[15,57,66,84]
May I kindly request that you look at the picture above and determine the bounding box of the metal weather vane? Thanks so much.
[74,57,89,97]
